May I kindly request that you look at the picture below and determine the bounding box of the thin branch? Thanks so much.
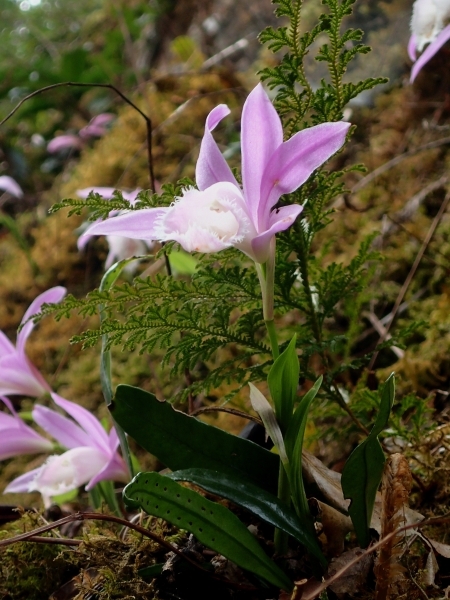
[368,190,450,371]
[191,405,263,425]
[0,81,156,194]
[352,138,450,194]
[0,511,203,571]
[302,514,450,600]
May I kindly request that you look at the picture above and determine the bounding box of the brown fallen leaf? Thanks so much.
[327,547,373,599]
[309,498,353,557]
[302,450,423,534]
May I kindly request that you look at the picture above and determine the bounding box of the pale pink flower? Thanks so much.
[80,84,350,264]
[4,393,128,506]
[0,287,66,397]
[409,0,450,81]
[0,175,23,198]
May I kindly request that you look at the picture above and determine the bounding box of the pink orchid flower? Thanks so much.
[76,187,150,271]
[4,393,128,506]
[409,0,450,82]
[80,84,350,264]
[0,175,24,198]
[0,287,66,397]
[0,396,53,460]
[47,134,84,154]
[79,113,115,139]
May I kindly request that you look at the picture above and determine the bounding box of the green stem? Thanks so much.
[255,240,289,553]
[274,464,291,555]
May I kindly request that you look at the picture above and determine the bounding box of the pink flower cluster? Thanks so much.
[0,288,128,506]
[47,113,115,154]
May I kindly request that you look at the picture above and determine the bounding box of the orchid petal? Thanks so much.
[249,204,303,264]
[241,84,283,225]
[86,452,128,490]
[0,175,24,198]
[408,34,417,61]
[17,286,66,354]
[80,208,168,241]
[4,467,42,494]
[196,104,238,190]
[0,428,53,460]
[29,447,109,505]
[0,331,16,357]
[411,23,450,82]
[32,405,93,449]
[260,121,350,226]
[0,354,50,397]
[47,134,83,153]
[50,393,109,452]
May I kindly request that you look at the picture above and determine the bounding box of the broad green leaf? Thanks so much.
[288,377,323,548]
[341,373,395,548]
[111,385,279,493]
[249,383,289,468]
[124,472,293,591]
[268,334,299,430]
[169,468,326,565]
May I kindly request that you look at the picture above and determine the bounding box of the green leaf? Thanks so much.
[110,385,279,493]
[249,383,289,467]
[268,334,299,430]
[341,373,395,548]
[99,258,139,482]
[124,472,293,591]
[287,377,323,548]
[169,467,326,565]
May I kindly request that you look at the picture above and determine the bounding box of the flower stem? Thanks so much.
[256,240,288,553]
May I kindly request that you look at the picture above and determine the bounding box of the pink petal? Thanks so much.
[249,204,303,264]
[0,428,53,460]
[80,207,168,241]
[17,287,66,354]
[32,404,93,449]
[0,331,16,357]
[29,447,109,504]
[4,466,42,494]
[79,124,108,139]
[47,134,84,153]
[195,104,238,191]
[408,34,417,61]
[241,84,283,226]
[0,354,50,397]
[411,23,450,82]
[0,175,24,198]
[90,113,115,127]
[50,393,110,452]
[86,452,129,490]
[259,121,350,227]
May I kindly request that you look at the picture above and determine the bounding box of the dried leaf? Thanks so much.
[327,547,373,598]
[374,454,412,600]
[309,498,353,557]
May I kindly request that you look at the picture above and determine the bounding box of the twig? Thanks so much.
[190,405,263,425]
[0,81,156,194]
[368,190,450,371]
[302,514,450,600]
[24,536,82,546]
[0,511,201,570]
[351,138,450,194]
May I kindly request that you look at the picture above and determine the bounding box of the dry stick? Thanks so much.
[368,190,450,372]
[0,511,206,570]
[351,137,450,194]
[302,514,450,600]
[0,511,258,591]
[0,82,156,195]
[191,405,263,425]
